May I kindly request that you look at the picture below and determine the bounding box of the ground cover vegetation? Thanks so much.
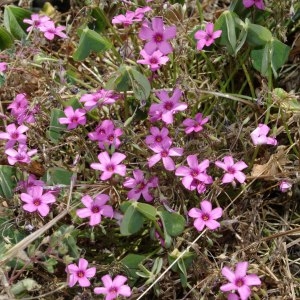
[0,0,299,299]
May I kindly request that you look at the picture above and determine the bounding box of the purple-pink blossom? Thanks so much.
[139,17,176,55]
[88,120,123,150]
[20,185,56,217]
[58,106,86,130]
[149,88,187,124]
[5,145,37,165]
[39,21,67,40]
[145,126,171,147]
[94,274,131,299]
[175,155,212,191]
[250,124,277,146]
[279,180,292,193]
[188,200,223,231]
[215,156,248,184]
[123,169,158,202]
[137,49,169,71]
[23,14,51,32]
[112,6,151,26]
[243,0,265,10]
[16,174,44,192]
[194,22,222,51]
[90,151,126,180]
[80,89,118,111]
[76,194,114,226]
[182,113,209,134]
[220,261,261,300]
[148,139,183,171]
[0,62,7,73]
[66,258,96,287]
[0,123,28,149]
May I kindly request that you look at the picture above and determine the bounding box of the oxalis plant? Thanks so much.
[0,0,299,299]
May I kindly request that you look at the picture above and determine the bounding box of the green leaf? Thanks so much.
[0,26,14,50]
[270,39,290,77]
[46,108,66,143]
[135,202,157,221]
[11,278,41,295]
[121,254,147,280]
[89,7,110,33]
[0,165,17,199]
[44,167,73,185]
[234,19,248,55]
[158,210,185,237]
[73,27,112,61]
[120,203,145,236]
[4,5,31,39]
[246,21,272,47]
[129,68,151,101]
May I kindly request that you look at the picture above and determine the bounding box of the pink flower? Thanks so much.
[16,174,44,192]
[58,106,86,130]
[175,155,212,191]
[23,14,51,32]
[279,180,292,193]
[243,0,265,10]
[188,200,222,231]
[133,6,151,21]
[228,293,240,300]
[215,156,248,184]
[220,262,261,300]
[88,120,123,150]
[0,62,7,73]
[94,274,131,299]
[194,22,222,51]
[250,124,277,146]
[39,21,67,40]
[5,145,37,165]
[139,17,176,55]
[145,126,171,147]
[137,49,169,71]
[112,11,136,27]
[91,151,126,180]
[20,185,56,217]
[149,88,187,124]
[80,89,118,111]
[124,169,158,202]
[66,258,96,287]
[182,113,209,134]
[76,194,114,226]
[0,123,28,149]
[148,139,183,171]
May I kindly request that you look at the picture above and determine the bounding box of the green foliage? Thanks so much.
[11,278,41,296]
[121,253,147,281]
[0,165,17,199]
[44,167,73,185]
[89,7,110,33]
[158,210,186,237]
[0,26,14,50]
[47,108,66,143]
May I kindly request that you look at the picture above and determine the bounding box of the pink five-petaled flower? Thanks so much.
[59,106,86,130]
[149,88,187,125]
[145,126,171,147]
[0,123,28,149]
[123,169,158,202]
[20,186,56,217]
[5,145,37,165]
[215,156,248,184]
[183,113,209,134]
[175,155,212,191]
[91,151,126,180]
[137,49,169,72]
[279,180,292,193]
[76,194,114,226]
[243,0,265,10]
[194,22,222,51]
[39,21,67,40]
[139,17,176,55]
[188,200,222,231]
[220,261,261,300]
[0,62,7,73]
[250,124,277,146]
[88,120,123,150]
[148,139,183,171]
[23,13,51,32]
[80,89,118,111]
[94,274,131,300]
[66,258,96,287]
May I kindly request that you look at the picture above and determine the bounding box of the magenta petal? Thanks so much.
[210,207,223,219]
[162,156,175,171]
[222,173,235,183]
[206,219,220,230]
[223,156,234,166]
[113,275,127,287]
[23,203,37,213]
[164,25,176,39]
[101,274,113,288]
[68,274,78,287]
[193,218,205,231]
[188,207,201,218]
[119,285,131,297]
[85,267,96,278]
[234,171,246,183]
[175,166,191,176]
[100,171,113,180]
[111,152,126,164]
[158,41,173,54]
[94,194,110,206]
[67,263,79,273]
[221,267,236,282]
[101,205,114,218]
[94,287,107,295]
[90,163,104,171]
[21,193,33,203]
[187,155,198,169]
[234,161,248,171]
[243,0,254,7]
[152,17,164,31]
[41,192,56,204]
[78,277,90,287]
[220,282,237,292]
[200,200,212,214]
[139,25,153,40]
[144,41,157,54]
[81,195,93,208]
[244,274,261,286]
[235,262,248,278]
[148,153,161,167]
[205,23,214,35]
[90,213,101,226]
[77,208,92,218]
[38,203,50,216]
[115,164,126,176]
[78,258,88,270]
[237,285,251,300]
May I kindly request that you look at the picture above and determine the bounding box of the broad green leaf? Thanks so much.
[4,5,31,39]
[247,21,272,47]
[46,108,65,143]
[135,202,157,221]
[120,204,145,236]
[158,210,185,237]
[121,254,147,280]
[0,165,17,199]
[90,7,110,33]
[73,27,112,61]
[44,167,73,185]
[0,26,14,50]
[234,19,248,55]
[270,39,290,77]
[129,68,151,101]
[106,66,131,92]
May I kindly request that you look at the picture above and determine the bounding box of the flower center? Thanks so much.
[155,136,162,142]
[108,287,118,294]
[77,270,85,278]
[154,33,163,43]
[91,205,100,213]
[164,101,173,110]
[161,151,168,158]
[235,278,244,287]
[202,213,209,221]
[33,198,41,206]
[71,116,78,123]
[106,164,115,172]
[11,132,19,139]
[191,169,199,177]
[108,135,114,141]
[227,167,235,174]
[98,129,105,135]
[137,181,146,191]
[150,57,158,64]
[16,154,25,161]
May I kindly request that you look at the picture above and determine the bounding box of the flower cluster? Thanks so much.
[112,6,151,27]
